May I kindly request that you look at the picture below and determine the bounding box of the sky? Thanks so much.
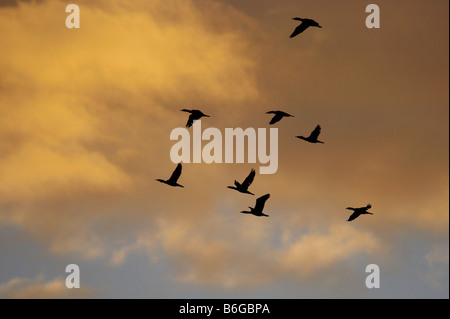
[0,0,448,298]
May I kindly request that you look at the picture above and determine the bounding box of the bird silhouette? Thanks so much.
[346,204,373,221]
[266,111,294,125]
[290,17,322,38]
[296,125,324,143]
[180,109,210,128]
[227,169,256,195]
[156,163,184,187]
[240,194,270,217]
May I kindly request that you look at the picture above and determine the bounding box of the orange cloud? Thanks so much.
[0,0,447,295]
[0,276,93,299]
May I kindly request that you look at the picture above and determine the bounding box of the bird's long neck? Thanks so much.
[228,186,238,190]
[346,207,356,211]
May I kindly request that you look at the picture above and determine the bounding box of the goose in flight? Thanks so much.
[181,109,210,128]
[227,169,256,195]
[156,163,184,187]
[346,204,373,221]
[290,17,322,38]
[240,194,271,217]
[296,125,324,144]
[266,111,294,125]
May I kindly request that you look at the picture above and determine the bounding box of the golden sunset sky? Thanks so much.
[0,0,448,298]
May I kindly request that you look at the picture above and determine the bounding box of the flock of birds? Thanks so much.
[156,17,374,222]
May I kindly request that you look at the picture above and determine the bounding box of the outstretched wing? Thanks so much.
[270,113,283,125]
[168,163,182,183]
[308,125,321,140]
[241,169,255,189]
[290,22,309,38]
[254,194,270,212]
[186,114,195,128]
[347,211,361,222]
[280,111,293,117]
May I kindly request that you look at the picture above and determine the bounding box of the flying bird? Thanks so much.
[180,109,210,128]
[227,169,256,195]
[240,194,271,217]
[346,204,373,221]
[290,17,322,38]
[296,125,324,144]
[266,111,294,125]
[156,163,184,188]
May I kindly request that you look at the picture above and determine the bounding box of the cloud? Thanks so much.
[0,276,93,299]
[278,224,379,278]
[424,243,449,290]
[0,0,259,258]
[113,218,380,288]
[0,0,448,296]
